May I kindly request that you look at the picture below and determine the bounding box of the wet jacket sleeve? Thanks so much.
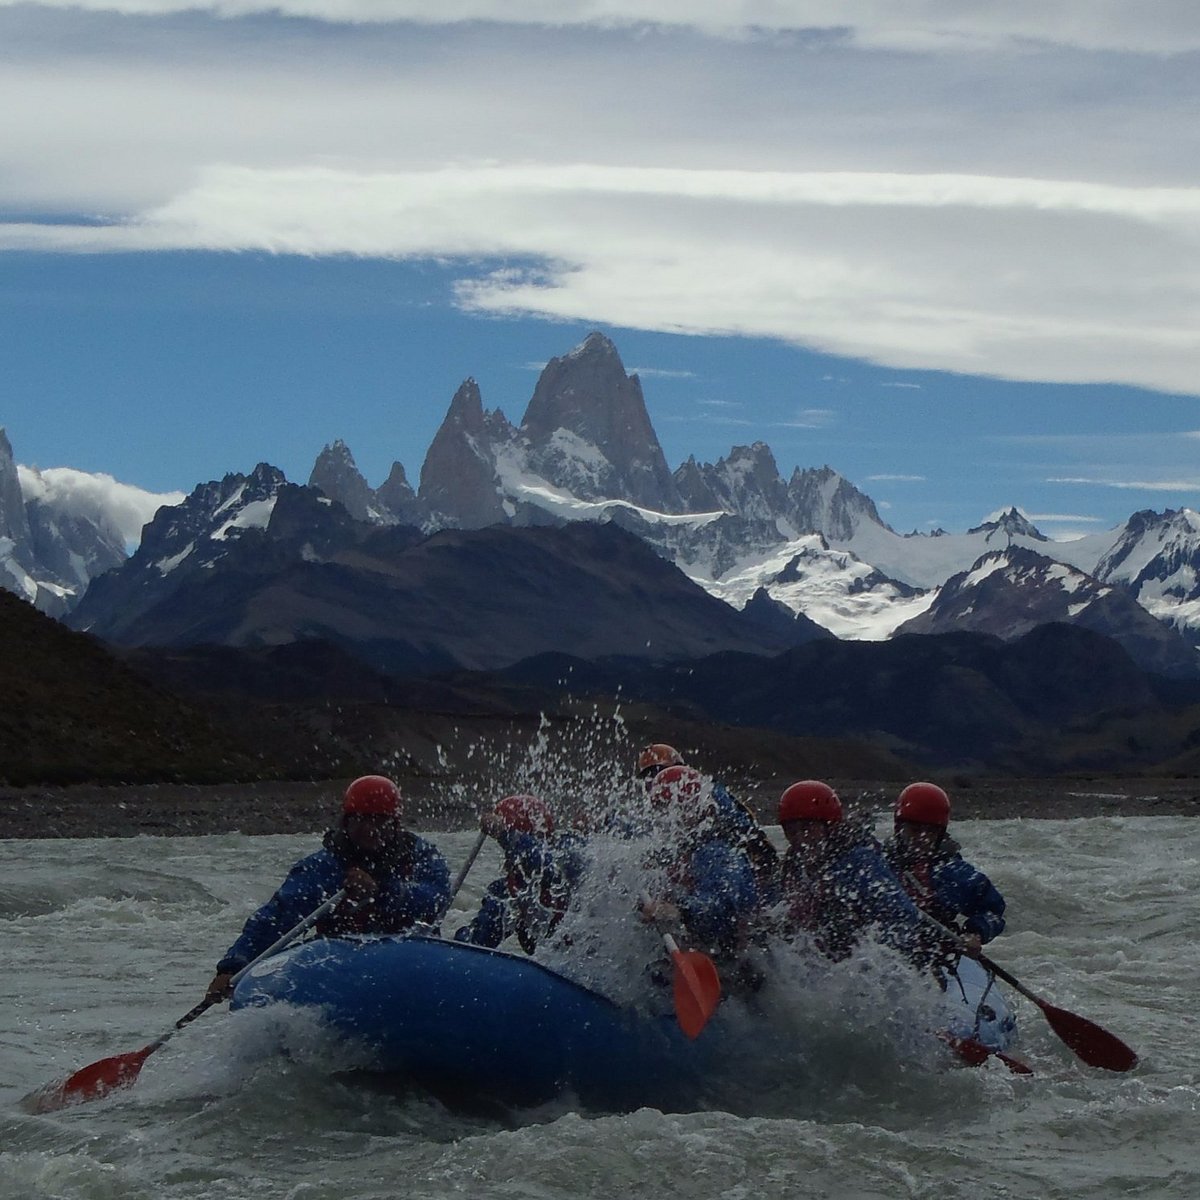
[932,857,1006,943]
[678,842,758,947]
[215,851,339,974]
[374,836,452,931]
[453,878,509,948]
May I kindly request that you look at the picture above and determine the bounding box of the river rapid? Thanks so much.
[2,817,1197,1199]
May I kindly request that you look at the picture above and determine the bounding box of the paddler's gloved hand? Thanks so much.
[638,897,681,925]
[342,866,379,905]
[205,972,234,1003]
[479,812,506,840]
[959,933,983,958]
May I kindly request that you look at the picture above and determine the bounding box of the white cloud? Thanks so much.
[5,2,1199,55]
[630,366,698,379]
[17,466,185,546]
[880,381,923,390]
[1049,476,1200,492]
[1025,512,1106,523]
[7,162,1196,395]
[868,473,925,482]
[775,408,836,429]
[1,7,1198,400]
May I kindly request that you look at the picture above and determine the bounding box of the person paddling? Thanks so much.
[775,780,935,964]
[635,743,778,901]
[453,794,581,954]
[203,775,451,1003]
[882,782,1006,958]
[637,765,760,964]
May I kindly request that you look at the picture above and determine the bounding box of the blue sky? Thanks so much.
[2,2,1199,540]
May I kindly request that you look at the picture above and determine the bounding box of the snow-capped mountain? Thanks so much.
[300,334,1200,661]
[0,429,178,616]
[1088,509,1200,644]
[14,330,1200,677]
[894,545,1198,677]
[521,332,684,512]
[68,463,292,638]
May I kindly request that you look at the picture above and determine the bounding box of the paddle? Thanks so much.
[26,887,348,1113]
[975,951,1138,1073]
[442,829,488,918]
[661,931,722,1039]
[638,895,722,1039]
[939,1031,1034,1075]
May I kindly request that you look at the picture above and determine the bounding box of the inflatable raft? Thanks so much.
[231,934,1017,1108]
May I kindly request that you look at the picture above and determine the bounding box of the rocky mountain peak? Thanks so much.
[967,506,1047,542]
[419,378,515,529]
[787,466,890,541]
[675,441,790,525]
[894,544,1200,676]
[0,428,32,551]
[309,439,375,522]
[376,461,425,528]
[519,332,683,512]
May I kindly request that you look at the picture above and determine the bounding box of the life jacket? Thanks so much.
[779,823,887,961]
[504,842,570,954]
[711,795,779,897]
[314,826,428,937]
[886,833,962,932]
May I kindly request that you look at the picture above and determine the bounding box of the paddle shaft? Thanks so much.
[157,887,353,1049]
[914,908,1137,1071]
[975,953,1056,1010]
[27,886,350,1111]
[444,829,488,914]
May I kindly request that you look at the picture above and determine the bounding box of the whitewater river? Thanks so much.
[2,818,1197,1199]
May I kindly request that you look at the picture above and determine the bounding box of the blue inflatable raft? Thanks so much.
[232,934,1017,1108]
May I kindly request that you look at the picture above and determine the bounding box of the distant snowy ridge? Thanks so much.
[10,331,1200,666]
[0,428,184,616]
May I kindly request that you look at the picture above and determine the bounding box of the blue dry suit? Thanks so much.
[709,781,780,903]
[883,835,1006,944]
[454,828,583,954]
[780,831,934,963]
[216,827,451,974]
[656,815,761,959]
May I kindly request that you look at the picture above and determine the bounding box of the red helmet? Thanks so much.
[778,780,842,823]
[343,775,402,817]
[895,782,950,826]
[647,765,706,810]
[494,794,554,835]
[636,743,684,780]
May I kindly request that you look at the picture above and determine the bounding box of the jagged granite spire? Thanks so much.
[674,442,789,524]
[376,461,426,527]
[967,506,1048,543]
[0,428,32,552]
[419,378,516,528]
[787,465,890,541]
[520,332,683,512]
[309,439,375,522]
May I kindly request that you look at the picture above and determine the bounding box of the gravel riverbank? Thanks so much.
[2,775,1198,839]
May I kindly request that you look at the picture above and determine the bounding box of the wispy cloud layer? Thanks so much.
[2,4,1197,398]
[17,466,185,545]
[5,1,1200,53]
[1049,477,1200,492]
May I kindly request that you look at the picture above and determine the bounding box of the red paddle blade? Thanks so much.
[1038,1000,1138,1072]
[671,948,721,1039]
[941,1032,989,1066]
[995,1051,1035,1076]
[939,1032,1034,1076]
[25,1044,157,1113]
